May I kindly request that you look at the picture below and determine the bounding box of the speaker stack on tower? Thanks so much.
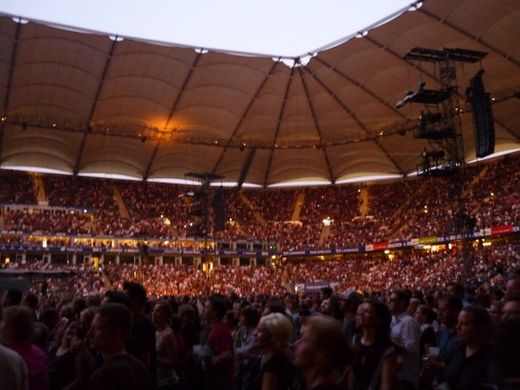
[213,187,225,232]
[467,70,495,158]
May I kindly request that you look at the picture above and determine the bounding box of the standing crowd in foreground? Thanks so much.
[0,273,519,390]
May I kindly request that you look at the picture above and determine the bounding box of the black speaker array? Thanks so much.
[189,188,208,237]
[213,187,225,232]
[467,70,495,158]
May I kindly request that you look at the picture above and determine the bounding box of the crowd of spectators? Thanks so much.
[1,244,519,389]
[394,177,460,240]
[2,244,517,300]
[3,209,93,235]
[0,170,36,205]
[246,188,297,222]
[102,245,519,298]
[367,181,421,240]
[465,156,520,229]
[1,153,519,251]
[1,155,519,390]
[44,176,116,212]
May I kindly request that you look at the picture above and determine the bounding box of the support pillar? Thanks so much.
[42,253,50,264]
[155,256,164,266]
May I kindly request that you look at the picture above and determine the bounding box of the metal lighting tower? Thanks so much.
[399,47,488,279]
[399,47,487,176]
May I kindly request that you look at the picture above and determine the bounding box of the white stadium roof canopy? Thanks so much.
[0,0,519,187]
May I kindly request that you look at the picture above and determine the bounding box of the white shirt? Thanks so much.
[391,312,421,387]
[0,344,28,390]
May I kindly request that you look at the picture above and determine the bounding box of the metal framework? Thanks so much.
[401,47,487,177]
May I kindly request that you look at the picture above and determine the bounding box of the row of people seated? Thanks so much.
[0,152,519,249]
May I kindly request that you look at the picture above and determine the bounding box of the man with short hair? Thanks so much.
[1,305,49,390]
[319,287,333,301]
[0,341,28,390]
[22,293,40,321]
[389,289,421,389]
[436,295,462,364]
[2,288,23,307]
[505,273,520,294]
[447,282,470,306]
[501,292,520,320]
[123,281,157,387]
[423,294,462,387]
[87,303,151,390]
[204,295,234,390]
[338,289,362,339]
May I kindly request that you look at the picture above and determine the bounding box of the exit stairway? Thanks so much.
[291,191,305,221]
[31,173,48,206]
[358,186,369,217]
[239,191,266,226]
[112,185,130,219]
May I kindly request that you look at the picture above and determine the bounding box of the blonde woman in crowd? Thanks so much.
[252,312,295,390]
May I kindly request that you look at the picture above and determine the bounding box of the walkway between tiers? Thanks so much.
[239,192,266,226]
[291,191,305,221]
[31,173,48,206]
[112,184,130,219]
[318,224,331,247]
[464,165,489,196]
[358,186,369,217]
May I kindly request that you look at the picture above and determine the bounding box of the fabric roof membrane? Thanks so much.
[0,0,518,186]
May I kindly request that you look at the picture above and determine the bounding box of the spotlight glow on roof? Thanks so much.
[467,148,520,164]
[335,174,403,184]
[268,180,331,188]
[0,165,72,175]
[77,172,141,181]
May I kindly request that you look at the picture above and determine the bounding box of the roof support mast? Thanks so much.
[143,51,203,180]
[74,38,118,175]
[297,64,335,183]
[303,63,404,175]
[211,60,280,176]
[263,65,295,187]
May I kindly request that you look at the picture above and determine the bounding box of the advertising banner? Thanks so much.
[491,225,513,235]
[418,236,438,245]
[294,281,332,294]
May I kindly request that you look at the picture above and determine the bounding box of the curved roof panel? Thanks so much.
[0,0,519,186]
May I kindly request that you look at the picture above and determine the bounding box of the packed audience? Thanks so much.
[3,209,94,235]
[0,170,36,205]
[1,153,519,251]
[2,244,518,302]
[1,244,519,389]
[465,156,520,229]
[102,245,520,298]
[0,154,519,390]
